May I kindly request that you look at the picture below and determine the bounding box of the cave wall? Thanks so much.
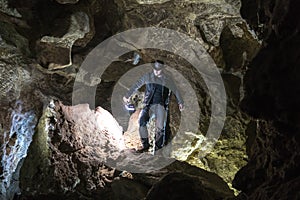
[232,0,300,199]
[0,0,260,198]
[2,0,299,199]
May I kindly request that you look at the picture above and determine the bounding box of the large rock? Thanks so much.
[17,101,235,199]
[0,38,31,103]
[147,172,227,200]
[114,0,260,70]
[19,100,124,198]
[232,0,300,199]
[0,39,45,199]
[36,11,93,70]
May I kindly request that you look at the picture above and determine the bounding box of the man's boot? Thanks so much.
[136,138,150,153]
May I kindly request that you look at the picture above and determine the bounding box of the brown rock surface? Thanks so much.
[17,101,234,199]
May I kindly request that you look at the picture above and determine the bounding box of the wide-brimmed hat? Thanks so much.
[152,60,165,70]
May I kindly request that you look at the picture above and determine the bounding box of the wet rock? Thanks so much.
[0,39,44,199]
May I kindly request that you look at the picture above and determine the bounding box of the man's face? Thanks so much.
[153,62,163,77]
[153,69,162,77]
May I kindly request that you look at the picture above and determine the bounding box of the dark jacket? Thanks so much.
[125,71,184,106]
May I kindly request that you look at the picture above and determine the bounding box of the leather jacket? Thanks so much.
[125,71,184,106]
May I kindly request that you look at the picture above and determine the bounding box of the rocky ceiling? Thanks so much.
[0,0,299,199]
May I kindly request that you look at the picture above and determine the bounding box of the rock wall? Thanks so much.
[3,0,297,199]
[18,100,235,199]
[232,0,300,199]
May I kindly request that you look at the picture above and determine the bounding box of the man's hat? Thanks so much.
[152,60,165,70]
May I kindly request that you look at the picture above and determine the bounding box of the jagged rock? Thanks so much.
[232,0,300,199]
[17,101,234,199]
[0,0,21,17]
[0,37,33,105]
[0,22,30,55]
[0,101,37,200]
[19,101,124,198]
[114,0,260,70]
[36,11,93,70]
[233,120,300,199]
[4,0,298,199]
[220,23,260,72]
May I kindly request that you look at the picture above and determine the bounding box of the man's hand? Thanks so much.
[179,104,184,111]
[123,96,130,103]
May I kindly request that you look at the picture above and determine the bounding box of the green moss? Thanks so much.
[20,106,54,193]
[187,115,249,195]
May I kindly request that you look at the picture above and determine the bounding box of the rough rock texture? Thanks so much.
[36,11,93,70]
[115,0,260,70]
[18,100,234,199]
[3,0,294,199]
[19,101,123,198]
[232,0,300,199]
[0,38,45,199]
[0,0,260,196]
[0,42,26,103]
[123,109,142,149]
[104,0,260,190]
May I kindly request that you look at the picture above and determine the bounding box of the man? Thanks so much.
[123,60,184,153]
